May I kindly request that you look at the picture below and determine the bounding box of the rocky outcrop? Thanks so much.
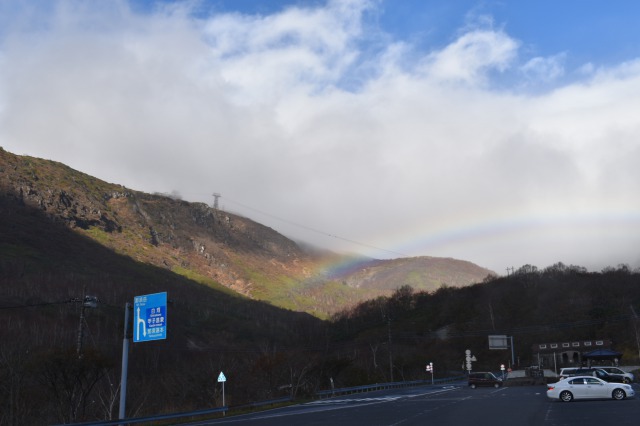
[0,151,126,233]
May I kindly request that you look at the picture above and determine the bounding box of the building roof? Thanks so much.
[583,348,623,360]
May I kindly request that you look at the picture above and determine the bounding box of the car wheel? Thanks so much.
[612,389,626,400]
[623,378,630,384]
[560,391,573,402]
[470,384,476,389]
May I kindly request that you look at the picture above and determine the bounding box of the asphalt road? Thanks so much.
[188,383,640,426]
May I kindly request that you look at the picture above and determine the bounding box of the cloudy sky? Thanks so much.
[1,0,640,273]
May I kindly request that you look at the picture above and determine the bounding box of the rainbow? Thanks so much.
[312,205,640,276]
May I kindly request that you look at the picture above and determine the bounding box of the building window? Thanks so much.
[551,343,558,348]
[596,341,603,346]
[572,342,580,347]
[563,343,570,348]
[584,342,592,346]
[539,344,547,349]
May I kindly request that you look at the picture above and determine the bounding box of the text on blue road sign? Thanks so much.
[134,292,167,342]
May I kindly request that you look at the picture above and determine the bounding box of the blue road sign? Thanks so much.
[133,292,167,342]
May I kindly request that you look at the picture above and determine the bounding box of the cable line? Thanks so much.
[0,300,76,310]
[219,196,409,258]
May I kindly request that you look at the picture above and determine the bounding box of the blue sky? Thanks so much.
[128,0,640,85]
[1,0,640,273]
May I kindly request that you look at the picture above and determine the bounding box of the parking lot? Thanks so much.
[190,381,640,426]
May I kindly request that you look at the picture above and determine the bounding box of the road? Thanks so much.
[188,383,640,426]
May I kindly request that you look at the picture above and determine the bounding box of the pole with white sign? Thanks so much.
[465,349,477,374]
[426,362,434,384]
[218,371,227,415]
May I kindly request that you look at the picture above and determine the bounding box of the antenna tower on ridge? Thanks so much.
[212,193,221,209]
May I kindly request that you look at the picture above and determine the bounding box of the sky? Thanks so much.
[1,0,640,274]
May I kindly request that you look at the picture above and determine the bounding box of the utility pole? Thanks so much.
[76,288,98,358]
[387,317,393,382]
[631,305,640,362]
[488,303,496,331]
[76,287,87,358]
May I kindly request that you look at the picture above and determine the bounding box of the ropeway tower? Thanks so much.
[212,193,221,209]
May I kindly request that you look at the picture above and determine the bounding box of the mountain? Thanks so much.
[326,256,494,292]
[0,147,493,317]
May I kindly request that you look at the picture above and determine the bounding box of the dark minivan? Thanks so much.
[468,372,503,388]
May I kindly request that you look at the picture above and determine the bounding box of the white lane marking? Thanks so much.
[306,396,401,405]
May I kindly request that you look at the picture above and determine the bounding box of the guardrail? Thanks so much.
[51,406,229,426]
[315,376,465,398]
[54,378,465,425]
[229,396,293,410]
[52,396,293,426]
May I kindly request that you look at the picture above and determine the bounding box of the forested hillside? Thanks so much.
[331,264,640,384]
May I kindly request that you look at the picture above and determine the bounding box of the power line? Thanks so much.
[220,196,410,258]
[0,300,75,310]
[391,313,636,342]
[0,297,120,311]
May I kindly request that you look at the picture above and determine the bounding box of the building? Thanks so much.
[531,339,613,369]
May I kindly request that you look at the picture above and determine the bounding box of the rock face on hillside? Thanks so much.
[0,148,494,315]
[0,148,312,297]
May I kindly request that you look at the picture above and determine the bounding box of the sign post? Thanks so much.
[118,303,131,421]
[465,349,477,373]
[120,292,167,421]
[426,362,434,384]
[218,371,227,415]
[489,335,515,367]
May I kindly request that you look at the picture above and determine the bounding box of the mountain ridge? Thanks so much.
[0,147,494,316]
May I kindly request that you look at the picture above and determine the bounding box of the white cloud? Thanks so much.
[423,29,519,85]
[0,0,639,273]
[203,0,370,103]
[521,53,565,82]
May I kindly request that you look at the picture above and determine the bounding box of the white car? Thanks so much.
[547,376,635,402]
[558,367,580,379]
[597,366,635,383]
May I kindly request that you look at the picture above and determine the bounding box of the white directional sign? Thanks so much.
[465,349,476,371]
[133,292,167,342]
[218,372,227,383]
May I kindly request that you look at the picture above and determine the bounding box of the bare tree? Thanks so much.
[36,349,111,423]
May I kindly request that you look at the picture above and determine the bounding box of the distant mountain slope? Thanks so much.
[328,256,494,292]
[0,147,494,316]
